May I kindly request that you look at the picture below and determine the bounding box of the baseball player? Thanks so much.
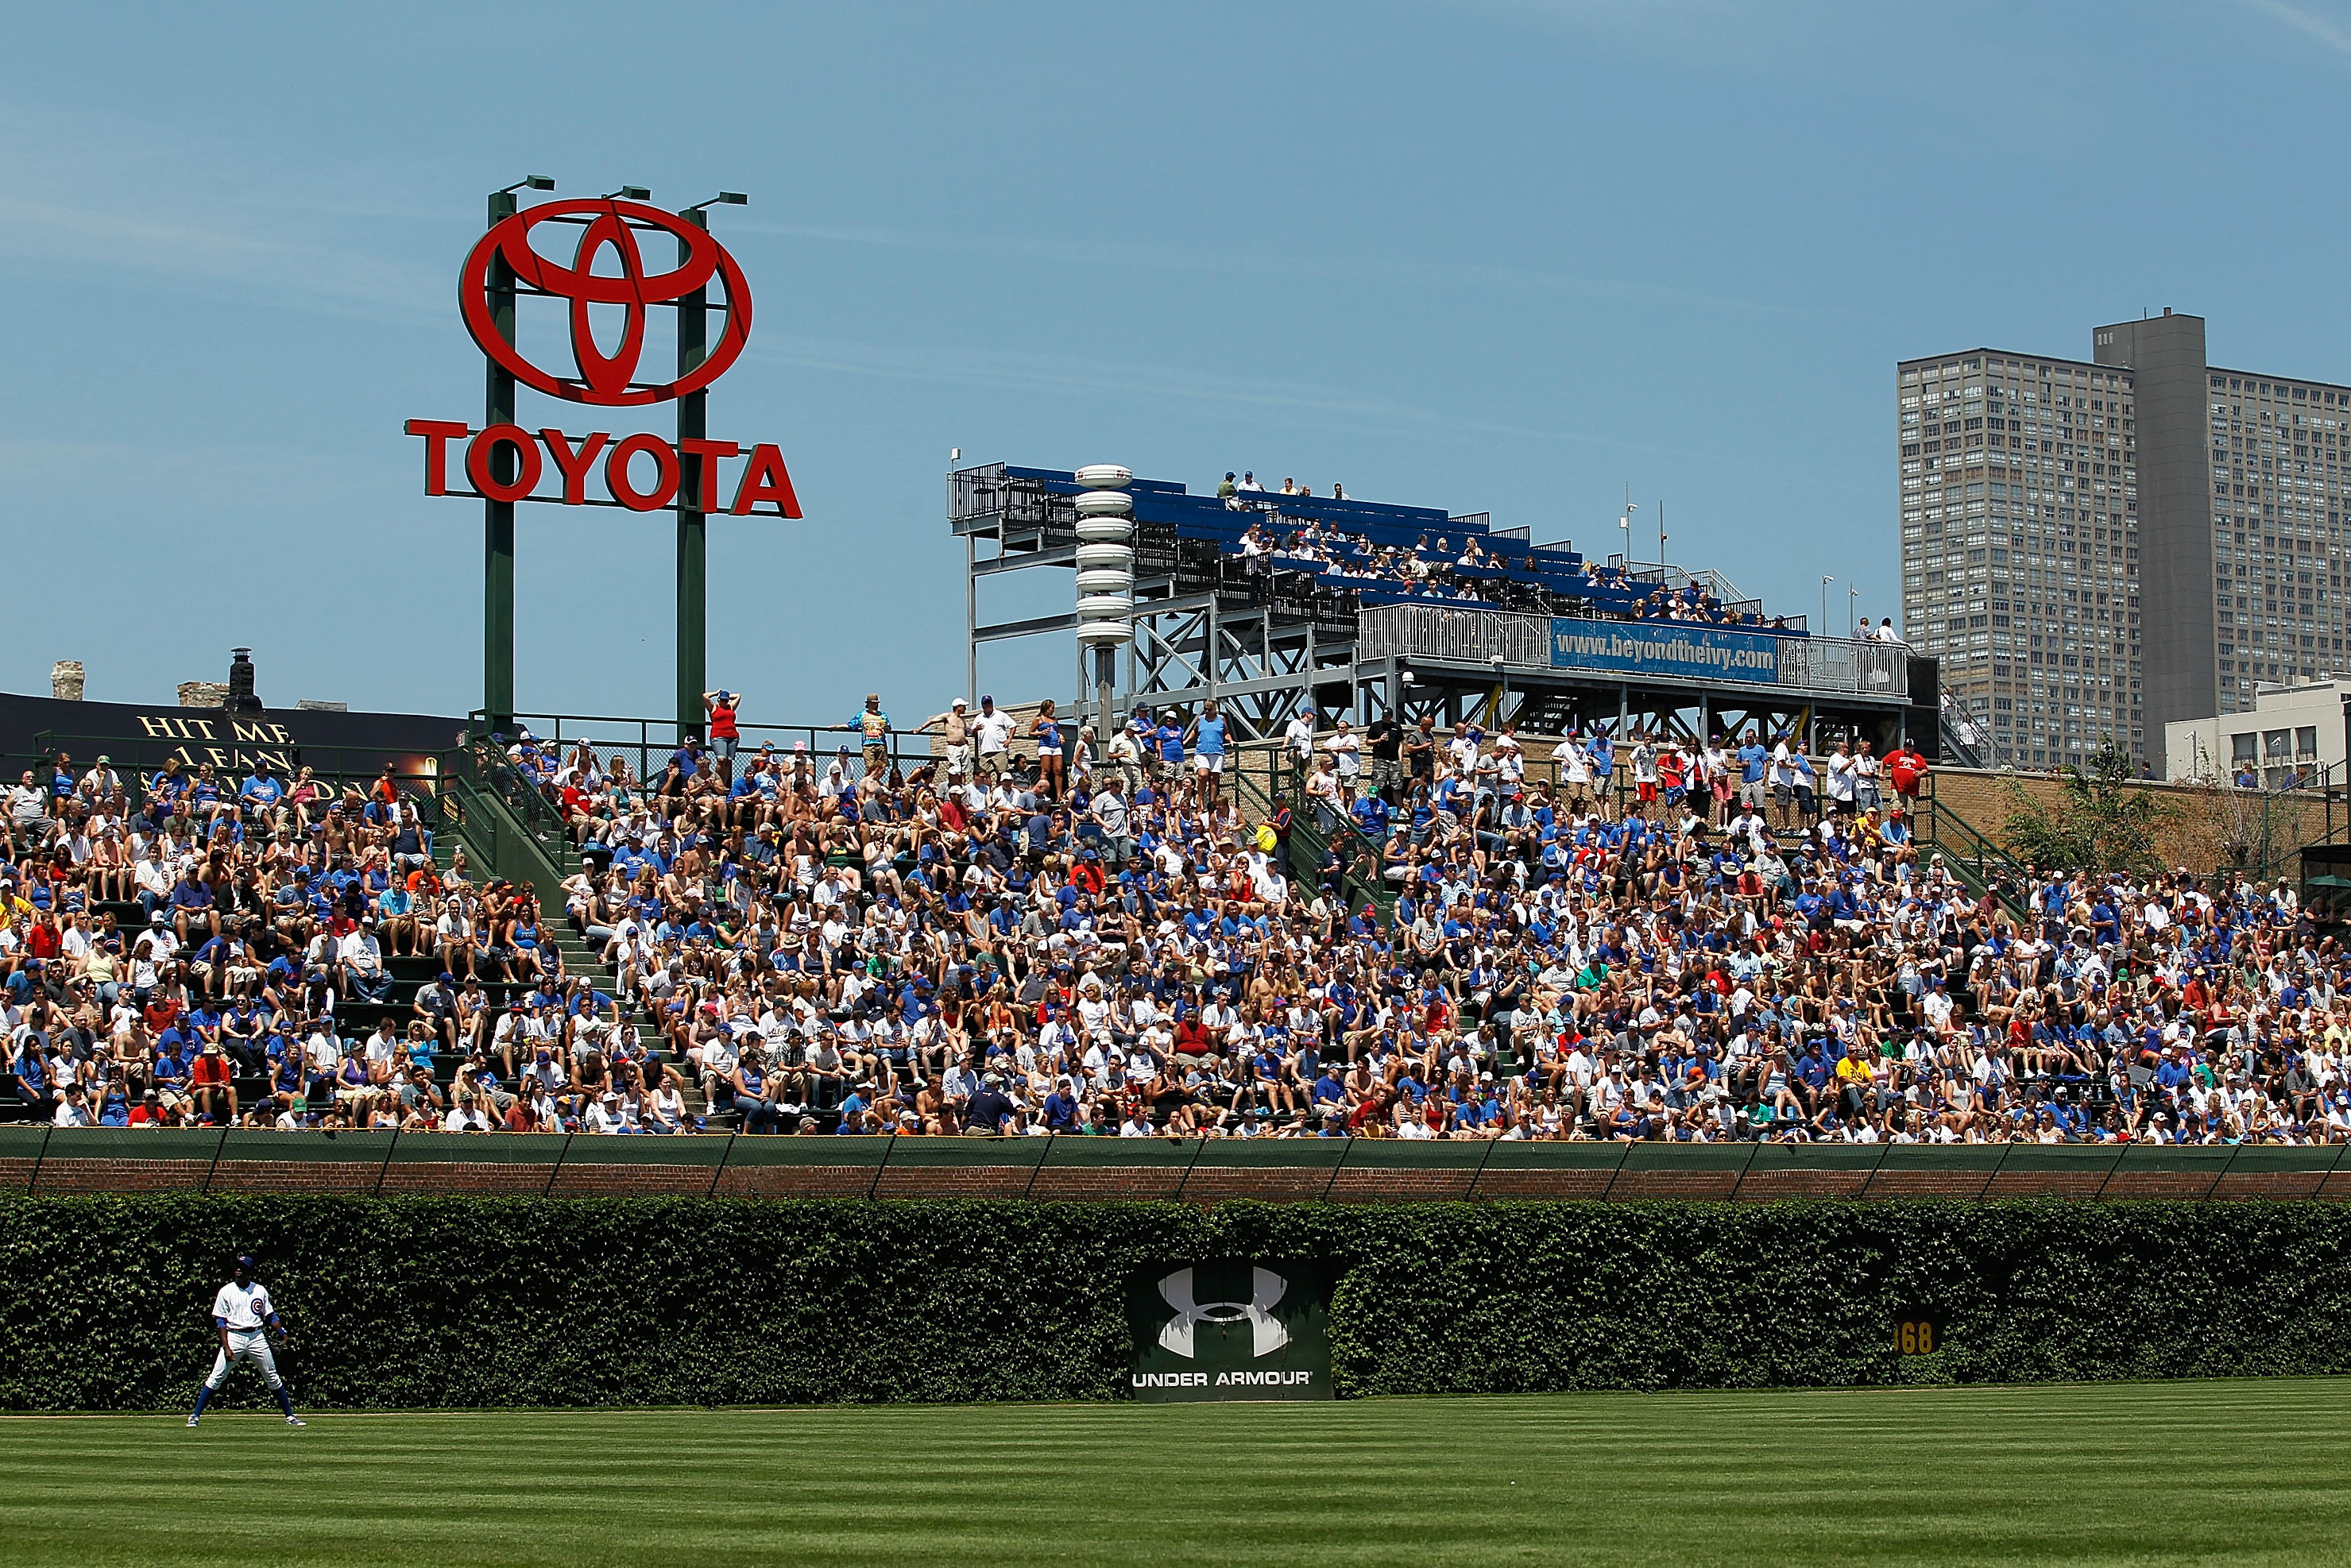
[187,1254,305,1427]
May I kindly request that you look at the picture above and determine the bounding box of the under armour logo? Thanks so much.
[1156,1266,1290,1358]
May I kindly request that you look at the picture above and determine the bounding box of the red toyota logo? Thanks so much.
[458,198,752,407]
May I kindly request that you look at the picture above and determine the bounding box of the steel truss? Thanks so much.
[954,462,1917,749]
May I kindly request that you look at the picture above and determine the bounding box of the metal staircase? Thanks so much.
[1235,742,1398,925]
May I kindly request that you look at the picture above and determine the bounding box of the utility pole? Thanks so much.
[675,205,710,747]
[482,187,519,735]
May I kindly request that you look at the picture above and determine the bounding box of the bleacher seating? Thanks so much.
[1003,465,1806,633]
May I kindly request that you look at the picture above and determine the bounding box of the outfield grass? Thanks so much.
[4,1379,2345,1566]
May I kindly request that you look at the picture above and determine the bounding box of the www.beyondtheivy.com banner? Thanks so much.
[1549,620,1781,684]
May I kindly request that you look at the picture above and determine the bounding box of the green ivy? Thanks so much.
[2,1198,2345,1410]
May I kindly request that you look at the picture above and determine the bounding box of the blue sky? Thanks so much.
[7,1,2351,725]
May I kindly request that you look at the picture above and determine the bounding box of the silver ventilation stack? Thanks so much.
[1072,464,1134,752]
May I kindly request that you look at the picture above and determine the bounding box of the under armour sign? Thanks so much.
[1154,1266,1291,1358]
[1128,1260,1332,1402]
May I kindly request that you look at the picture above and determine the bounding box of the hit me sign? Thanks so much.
[1128,1261,1333,1402]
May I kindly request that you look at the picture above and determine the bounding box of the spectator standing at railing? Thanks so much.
[838,693,891,781]
[1853,740,1884,814]
[918,696,974,781]
[1323,718,1362,790]
[1184,699,1230,811]
[1282,709,1316,769]
[1107,720,1143,794]
[1402,716,1438,792]
[1030,701,1067,801]
[1885,740,1928,806]
[703,690,743,777]
[1825,739,1858,817]
[1152,710,1185,785]
[973,695,1015,780]
[1366,715,1402,798]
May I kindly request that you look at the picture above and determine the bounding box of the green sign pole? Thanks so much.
[675,207,709,748]
[482,188,518,736]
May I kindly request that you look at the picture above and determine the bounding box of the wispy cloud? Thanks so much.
[2236,0,2351,57]
[0,108,449,322]
[734,218,1796,319]
[744,333,1691,458]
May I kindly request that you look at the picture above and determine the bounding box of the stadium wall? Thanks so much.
[6,1195,2349,1411]
[6,1128,2350,1203]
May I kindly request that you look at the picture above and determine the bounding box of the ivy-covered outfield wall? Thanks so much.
[5,1198,2349,1410]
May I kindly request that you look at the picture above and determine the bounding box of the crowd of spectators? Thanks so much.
[1212,473,1791,631]
[14,692,2346,1146]
[419,696,2351,1143]
[0,744,594,1134]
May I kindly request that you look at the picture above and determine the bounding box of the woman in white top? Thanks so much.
[1304,755,1341,829]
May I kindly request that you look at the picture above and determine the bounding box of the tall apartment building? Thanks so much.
[1898,312,2351,772]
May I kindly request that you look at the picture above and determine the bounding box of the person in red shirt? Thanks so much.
[703,689,743,782]
[23,914,62,962]
[189,1043,236,1123]
[1885,743,1928,801]
[1171,1011,1216,1068]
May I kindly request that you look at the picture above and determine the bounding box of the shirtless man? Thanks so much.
[917,697,975,782]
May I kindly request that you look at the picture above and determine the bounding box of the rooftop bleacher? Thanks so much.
[1000,465,1807,633]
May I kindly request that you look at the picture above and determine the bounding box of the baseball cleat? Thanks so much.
[186,1416,200,1427]
[286,1416,307,1427]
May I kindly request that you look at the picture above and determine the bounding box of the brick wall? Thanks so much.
[9,1149,2346,1203]
[1926,765,2330,878]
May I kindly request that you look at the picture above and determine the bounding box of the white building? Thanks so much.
[2163,675,2348,790]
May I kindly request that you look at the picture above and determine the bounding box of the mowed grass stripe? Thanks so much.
[3,1381,2346,1567]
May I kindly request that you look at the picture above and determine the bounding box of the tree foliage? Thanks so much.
[2002,736,2173,875]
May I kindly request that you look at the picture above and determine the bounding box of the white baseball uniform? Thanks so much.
[204,1280,284,1391]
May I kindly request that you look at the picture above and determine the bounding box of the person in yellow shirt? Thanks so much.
[1835,1045,1876,1121]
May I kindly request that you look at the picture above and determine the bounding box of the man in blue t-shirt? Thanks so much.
[238,766,286,828]
[1735,733,1769,813]
[1185,699,1228,809]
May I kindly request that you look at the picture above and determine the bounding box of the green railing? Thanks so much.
[1242,743,1398,925]
[473,710,939,790]
[2,1122,2341,1196]
[437,743,579,910]
[1912,775,2028,918]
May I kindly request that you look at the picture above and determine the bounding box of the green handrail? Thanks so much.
[1913,776,2026,919]
[435,744,580,910]
[1247,742,1397,925]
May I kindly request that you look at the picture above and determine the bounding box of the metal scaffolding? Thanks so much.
[953,462,1931,750]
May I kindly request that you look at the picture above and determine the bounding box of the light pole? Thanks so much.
[1620,483,1636,566]
[1848,582,1860,639]
[674,190,748,743]
[1820,575,1834,635]
[481,172,555,734]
